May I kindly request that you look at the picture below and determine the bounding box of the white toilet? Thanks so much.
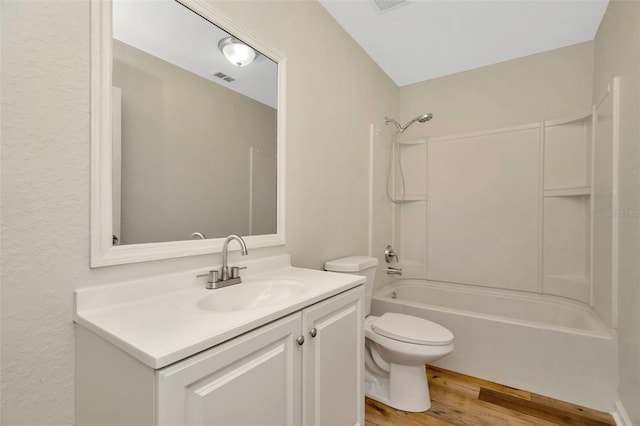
[325,255,454,412]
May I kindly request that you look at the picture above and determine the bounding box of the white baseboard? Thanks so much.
[612,400,633,426]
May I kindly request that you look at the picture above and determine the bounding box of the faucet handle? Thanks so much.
[206,270,220,289]
[230,266,247,279]
[385,245,399,263]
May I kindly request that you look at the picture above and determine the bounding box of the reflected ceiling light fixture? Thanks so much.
[371,0,408,13]
[218,36,256,67]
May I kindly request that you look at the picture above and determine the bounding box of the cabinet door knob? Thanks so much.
[296,335,305,345]
[309,328,317,338]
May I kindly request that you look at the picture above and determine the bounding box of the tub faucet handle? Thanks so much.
[385,245,399,263]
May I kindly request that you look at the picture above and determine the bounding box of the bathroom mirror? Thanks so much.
[91,0,286,267]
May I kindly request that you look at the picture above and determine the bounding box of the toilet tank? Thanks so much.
[324,256,379,315]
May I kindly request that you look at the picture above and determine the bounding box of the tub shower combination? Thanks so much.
[377,108,621,412]
[372,279,617,411]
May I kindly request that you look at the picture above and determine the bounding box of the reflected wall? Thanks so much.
[113,40,276,244]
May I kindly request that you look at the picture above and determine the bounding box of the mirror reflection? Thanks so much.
[111,0,278,245]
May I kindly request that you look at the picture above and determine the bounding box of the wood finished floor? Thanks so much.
[365,366,615,426]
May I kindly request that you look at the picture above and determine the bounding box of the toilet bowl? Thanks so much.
[364,313,454,412]
[324,256,454,413]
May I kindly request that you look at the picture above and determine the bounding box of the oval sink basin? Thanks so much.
[197,279,310,312]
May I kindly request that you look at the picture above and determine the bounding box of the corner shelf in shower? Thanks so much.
[397,138,427,145]
[542,113,592,303]
[544,186,591,197]
[392,193,427,202]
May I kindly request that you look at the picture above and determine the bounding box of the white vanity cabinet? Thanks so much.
[302,286,364,426]
[76,285,364,426]
[157,312,303,425]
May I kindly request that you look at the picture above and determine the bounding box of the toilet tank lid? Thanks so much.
[324,256,378,272]
[372,313,454,346]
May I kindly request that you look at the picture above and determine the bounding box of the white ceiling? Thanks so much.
[113,0,277,108]
[319,0,609,86]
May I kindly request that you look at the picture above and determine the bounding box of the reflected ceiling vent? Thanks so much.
[211,71,236,83]
[371,0,408,13]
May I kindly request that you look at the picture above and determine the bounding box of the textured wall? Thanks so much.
[593,0,640,423]
[0,0,399,424]
[2,1,89,422]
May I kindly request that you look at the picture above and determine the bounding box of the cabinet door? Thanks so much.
[302,286,364,426]
[157,313,302,426]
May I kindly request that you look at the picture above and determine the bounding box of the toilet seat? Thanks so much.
[364,316,455,366]
[371,313,454,346]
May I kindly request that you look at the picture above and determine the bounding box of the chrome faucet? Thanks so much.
[206,235,249,289]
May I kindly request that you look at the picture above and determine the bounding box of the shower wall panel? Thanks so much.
[591,82,617,327]
[426,126,541,292]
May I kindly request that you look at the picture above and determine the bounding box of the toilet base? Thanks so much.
[365,363,431,412]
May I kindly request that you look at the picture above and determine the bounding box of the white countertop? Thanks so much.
[74,255,365,369]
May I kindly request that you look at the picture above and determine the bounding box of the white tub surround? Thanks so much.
[372,279,618,412]
[393,110,621,316]
[74,254,364,369]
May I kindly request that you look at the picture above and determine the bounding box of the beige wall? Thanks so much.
[593,0,640,422]
[0,1,399,423]
[113,40,277,244]
[399,41,594,140]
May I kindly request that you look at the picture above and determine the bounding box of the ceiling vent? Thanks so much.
[371,0,408,13]
[211,71,236,83]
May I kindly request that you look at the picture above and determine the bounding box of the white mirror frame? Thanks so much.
[91,0,286,267]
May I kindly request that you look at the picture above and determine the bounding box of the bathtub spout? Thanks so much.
[386,267,402,276]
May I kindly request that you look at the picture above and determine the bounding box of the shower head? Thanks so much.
[416,113,433,123]
[401,113,433,132]
[385,113,433,133]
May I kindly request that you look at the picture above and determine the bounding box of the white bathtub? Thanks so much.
[371,279,618,411]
